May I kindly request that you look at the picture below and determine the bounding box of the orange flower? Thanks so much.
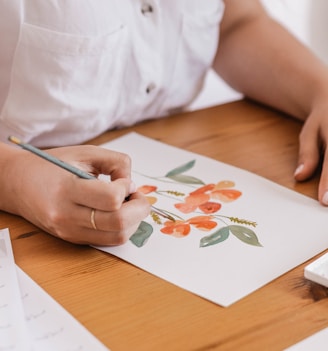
[174,184,222,215]
[160,215,218,237]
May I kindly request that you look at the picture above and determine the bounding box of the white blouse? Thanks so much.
[0,0,224,147]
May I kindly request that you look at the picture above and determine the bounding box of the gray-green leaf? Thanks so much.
[165,160,196,177]
[166,174,205,185]
[229,225,262,247]
[200,226,230,247]
[129,221,153,247]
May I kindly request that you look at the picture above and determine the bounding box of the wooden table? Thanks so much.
[2,99,328,351]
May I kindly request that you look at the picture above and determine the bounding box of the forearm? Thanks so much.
[214,2,328,120]
[0,142,23,214]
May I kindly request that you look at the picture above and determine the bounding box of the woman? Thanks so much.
[1,0,327,245]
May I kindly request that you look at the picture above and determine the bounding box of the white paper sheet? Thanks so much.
[95,132,328,307]
[0,228,109,351]
[0,228,32,351]
[17,267,109,351]
[284,327,328,350]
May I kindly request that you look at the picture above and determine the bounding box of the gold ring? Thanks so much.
[90,209,98,230]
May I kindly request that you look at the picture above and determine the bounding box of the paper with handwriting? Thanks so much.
[0,229,32,350]
[0,228,109,351]
[95,132,328,307]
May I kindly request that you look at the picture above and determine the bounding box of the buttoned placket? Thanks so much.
[140,2,158,96]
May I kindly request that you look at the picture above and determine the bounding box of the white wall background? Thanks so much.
[190,0,328,110]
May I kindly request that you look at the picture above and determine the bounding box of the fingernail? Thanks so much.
[322,192,328,205]
[129,181,137,194]
[294,164,304,177]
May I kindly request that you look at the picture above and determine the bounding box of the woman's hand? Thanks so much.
[294,100,328,206]
[1,143,150,245]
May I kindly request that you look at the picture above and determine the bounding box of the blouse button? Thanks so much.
[146,82,156,94]
[141,3,153,15]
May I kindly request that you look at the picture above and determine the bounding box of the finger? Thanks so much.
[294,120,321,182]
[86,192,150,233]
[318,149,328,205]
[38,193,149,246]
[80,192,149,246]
[48,145,132,180]
[88,147,132,180]
[71,177,135,211]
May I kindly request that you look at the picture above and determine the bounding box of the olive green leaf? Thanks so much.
[200,226,230,247]
[229,225,262,247]
[129,221,153,248]
[165,160,196,177]
[166,173,205,185]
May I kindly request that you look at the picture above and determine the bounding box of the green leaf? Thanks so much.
[129,221,153,247]
[200,226,230,247]
[229,225,262,247]
[166,174,205,185]
[165,160,196,177]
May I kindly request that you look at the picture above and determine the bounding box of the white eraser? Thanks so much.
[304,252,328,288]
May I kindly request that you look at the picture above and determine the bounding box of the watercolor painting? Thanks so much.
[130,159,262,249]
[95,133,328,307]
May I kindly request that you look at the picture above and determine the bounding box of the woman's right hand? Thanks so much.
[1,142,150,246]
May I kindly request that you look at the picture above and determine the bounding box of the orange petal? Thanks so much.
[160,223,190,237]
[199,201,222,214]
[137,185,157,194]
[214,180,235,189]
[193,221,217,231]
[211,189,242,202]
[187,215,214,224]
[190,184,215,195]
[174,202,198,213]
[146,196,157,205]
[185,193,210,206]
[172,224,191,237]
